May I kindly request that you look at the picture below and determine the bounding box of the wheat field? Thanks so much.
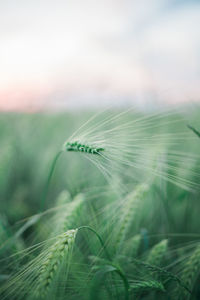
[0,107,200,300]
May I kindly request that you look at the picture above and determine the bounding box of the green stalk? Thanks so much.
[187,124,200,139]
[78,226,129,300]
[78,226,111,261]
[40,150,63,212]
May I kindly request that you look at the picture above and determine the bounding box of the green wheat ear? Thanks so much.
[35,229,77,298]
[146,239,168,282]
[122,234,141,258]
[115,184,149,255]
[147,239,168,267]
[64,141,104,155]
[55,193,85,234]
[130,280,165,294]
[174,244,200,300]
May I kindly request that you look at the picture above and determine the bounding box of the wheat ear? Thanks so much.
[122,234,141,258]
[40,139,104,211]
[64,141,104,155]
[115,184,148,254]
[175,244,200,300]
[57,193,84,233]
[147,239,168,267]
[36,229,77,298]
[130,280,165,294]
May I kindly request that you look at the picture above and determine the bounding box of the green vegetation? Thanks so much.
[0,108,200,300]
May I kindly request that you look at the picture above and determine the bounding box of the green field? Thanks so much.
[0,108,200,300]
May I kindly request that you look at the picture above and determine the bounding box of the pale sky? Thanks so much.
[0,0,200,111]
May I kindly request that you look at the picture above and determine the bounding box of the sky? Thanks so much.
[0,0,200,111]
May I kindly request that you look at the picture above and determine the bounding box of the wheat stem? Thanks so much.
[40,150,63,212]
[78,226,130,300]
[78,226,111,261]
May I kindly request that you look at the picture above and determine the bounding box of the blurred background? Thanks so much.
[0,0,200,111]
[0,0,200,221]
